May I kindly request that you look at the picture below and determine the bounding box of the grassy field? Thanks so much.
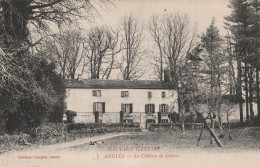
[67,126,260,153]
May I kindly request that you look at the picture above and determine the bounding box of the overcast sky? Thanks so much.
[82,0,231,35]
[78,0,232,80]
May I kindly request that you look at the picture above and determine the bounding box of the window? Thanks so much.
[162,92,166,98]
[121,103,133,113]
[145,104,155,113]
[93,102,105,113]
[121,91,129,98]
[123,119,133,124]
[161,119,169,124]
[148,91,152,98]
[160,104,169,113]
[146,119,155,123]
[93,90,101,97]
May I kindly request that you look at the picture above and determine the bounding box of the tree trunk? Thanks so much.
[245,63,249,125]
[257,68,260,118]
[249,65,254,124]
[195,111,224,147]
[227,113,233,140]
[237,60,244,124]
[210,114,215,145]
[205,119,224,147]
[197,123,204,146]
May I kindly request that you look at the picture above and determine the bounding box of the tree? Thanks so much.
[179,45,225,147]
[40,29,88,79]
[0,0,109,132]
[149,13,198,136]
[201,18,226,140]
[119,15,146,80]
[225,0,260,125]
[85,26,121,79]
[147,15,165,81]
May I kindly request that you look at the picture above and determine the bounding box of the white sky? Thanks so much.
[77,0,232,80]
[83,0,231,35]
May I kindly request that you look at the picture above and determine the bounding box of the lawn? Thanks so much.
[67,126,260,153]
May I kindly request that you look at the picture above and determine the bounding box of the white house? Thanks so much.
[64,79,178,129]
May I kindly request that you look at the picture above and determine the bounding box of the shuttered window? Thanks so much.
[93,90,101,97]
[159,104,169,113]
[121,91,129,98]
[121,103,133,113]
[93,102,105,113]
[145,104,155,113]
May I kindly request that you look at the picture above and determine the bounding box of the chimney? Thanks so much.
[78,74,83,81]
[163,70,170,82]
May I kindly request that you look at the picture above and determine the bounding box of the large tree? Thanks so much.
[119,15,146,80]
[225,0,260,124]
[201,18,226,139]
[40,29,88,79]
[86,26,121,79]
[0,0,109,132]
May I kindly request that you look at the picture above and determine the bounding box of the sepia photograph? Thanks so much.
[0,0,260,167]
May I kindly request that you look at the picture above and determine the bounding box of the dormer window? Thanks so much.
[93,90,101,97]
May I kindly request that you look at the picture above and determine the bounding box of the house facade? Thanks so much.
[64,79,178,129]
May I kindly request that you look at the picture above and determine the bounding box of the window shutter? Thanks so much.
[159,104,162,112]
[121,103,124,112]
[158,112,162,123]
[99,90,102,97]
[152,104,155,113]
[93,102,97,112]
[130,104,133,113]
[121,91,124,97]
[94,112,99,123]
[102,102,105,113]
[145,104,148,113]
[92,90,96,96]
[166,104,169,112]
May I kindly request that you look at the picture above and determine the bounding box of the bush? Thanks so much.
[65,110,77,123]
[30,123,66,141]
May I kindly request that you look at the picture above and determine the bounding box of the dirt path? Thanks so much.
[1,132,131,156]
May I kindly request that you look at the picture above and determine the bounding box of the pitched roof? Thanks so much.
[64,79,175,90]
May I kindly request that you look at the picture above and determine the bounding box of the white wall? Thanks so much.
[65,88,178,114]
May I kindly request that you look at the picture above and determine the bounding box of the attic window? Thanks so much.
[121,91,129,98]
[162,92,166,98]
[93,90,101,97]
[148,91,152,98]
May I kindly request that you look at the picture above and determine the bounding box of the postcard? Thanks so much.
[0,0,260,167]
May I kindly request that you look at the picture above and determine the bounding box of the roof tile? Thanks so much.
[64,79,175,90]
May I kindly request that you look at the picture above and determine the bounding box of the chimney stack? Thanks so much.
[164,70,170,82]
[78,74,83,81]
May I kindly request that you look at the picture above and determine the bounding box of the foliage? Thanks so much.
[65,110,77,123]
[0,52,66,132]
